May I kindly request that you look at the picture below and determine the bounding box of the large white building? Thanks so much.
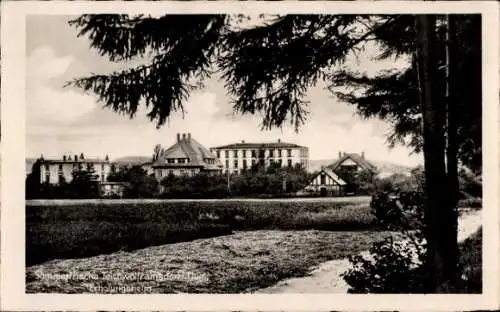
[210,139,309,174]
[36,154,112,185]
[151,133,222,179]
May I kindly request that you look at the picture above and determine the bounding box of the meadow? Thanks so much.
[26,197,376,266]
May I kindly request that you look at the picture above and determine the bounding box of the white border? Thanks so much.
[1,1,499,311]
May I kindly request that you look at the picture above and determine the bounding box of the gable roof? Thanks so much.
[327,153,377,173]
[308,167,347,186]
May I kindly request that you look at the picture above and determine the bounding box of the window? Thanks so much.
[278,159,282,167]
[288,159,292,167]
[320,173,326,185]
[242,150,247,157]
[101,174,105,181]
[278,149,282,157]
[269,158,274,165]
[243,159,247,170]
[225,159,229,168]
[217,151,220,158]
[252,150,257,158]
[287,149,292,157]
[167,159,175,164]
[234,159,238,168]
[159,170,163,177]
[101,164,105,170]
[180,169,185,175]
[169,169,174,176]
[178,158,186,164]
[233,150,238,158]
[252,159,256,166]
[269,150,274,157]
[58,164,63,170]
[259,150,265,158]
[225,150,229,158]
[45,172,50,183]
[45,164,50,171]
[191,169,196,176]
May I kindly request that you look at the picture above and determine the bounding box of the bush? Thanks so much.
[370,191,424,230]
[342,235,428,293]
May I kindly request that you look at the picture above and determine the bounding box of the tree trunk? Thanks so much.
[414,15,450,292]
[444,14,460,290]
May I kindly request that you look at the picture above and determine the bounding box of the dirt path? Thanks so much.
[257,209,482,294]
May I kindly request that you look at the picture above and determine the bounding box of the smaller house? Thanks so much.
[328,152,377,174]
[303,167,347,197]
[328,152,377,194]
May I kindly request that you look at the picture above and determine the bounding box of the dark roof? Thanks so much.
[152,136,222,170]
[211,141,306,150]
[40,158,109,164]
[327,153,377,172]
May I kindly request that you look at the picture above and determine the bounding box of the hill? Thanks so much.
[112,155,151,166]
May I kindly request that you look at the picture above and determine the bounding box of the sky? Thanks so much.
[26,15,423,166]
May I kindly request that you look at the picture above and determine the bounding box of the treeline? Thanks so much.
[26,163,313,199]
[159,164,312,198]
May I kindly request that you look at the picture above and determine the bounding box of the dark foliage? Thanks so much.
[160,164,311,198]
[107,165,159,198]
[330,15,481,174]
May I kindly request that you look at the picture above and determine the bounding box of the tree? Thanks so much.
[108,165,158,198]
[70,167,100,198]
[66,14,481,292]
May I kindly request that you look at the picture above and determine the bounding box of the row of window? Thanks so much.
[224,158,294,169]
[216,149,294,159]
[157,169,198,178]
[44,163,107,171]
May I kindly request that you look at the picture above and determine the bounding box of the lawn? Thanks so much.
[26,229,396,293]
[26,198,376,265]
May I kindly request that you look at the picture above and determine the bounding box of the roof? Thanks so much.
[327,153,377,173]
[308,167,347,186]
[152,135,222,169]
[40,158,109,164]
[211,141,307,150]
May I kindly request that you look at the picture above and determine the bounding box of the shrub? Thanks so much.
[342,234,428,293]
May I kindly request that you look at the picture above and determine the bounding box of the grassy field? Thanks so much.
[26,229,396,293]
[26,198,376,265]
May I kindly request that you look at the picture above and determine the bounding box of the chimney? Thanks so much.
[74,155,78,161]
[177,133,181,142]
[338,151,342,159]
[182,133,186,141]
[105,154,109,162]
[361,151,365,159]
[278,139,281,143]
[187,133,191,141]
[80,153,84,160]
[241,140,245,144]
[63,155,66,161]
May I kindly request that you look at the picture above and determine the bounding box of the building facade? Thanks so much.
[151,133,222,180]
[37,154,112,185]
[210,139,309,174]
[303,167,347,196]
